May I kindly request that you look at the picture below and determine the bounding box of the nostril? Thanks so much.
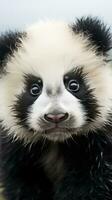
[59,113,69,122]
[44,112,69,123]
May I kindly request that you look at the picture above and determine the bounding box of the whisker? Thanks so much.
[41,136,47,151]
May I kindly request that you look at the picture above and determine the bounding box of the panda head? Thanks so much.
[0,16,112,143]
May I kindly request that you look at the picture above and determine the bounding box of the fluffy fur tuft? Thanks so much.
[72,16,112,55]
[0,31,26,69]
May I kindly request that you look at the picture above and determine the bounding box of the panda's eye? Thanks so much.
[30,83,41,96]
[64,75,80,93]
[67,80,80,92]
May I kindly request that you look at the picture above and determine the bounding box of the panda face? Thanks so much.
[0,19,112,143]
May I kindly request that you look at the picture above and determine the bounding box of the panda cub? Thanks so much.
[0,16,112,200]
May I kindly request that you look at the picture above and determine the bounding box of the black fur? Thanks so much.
[72,16,112,55]
[1,128,112,200]
[0,31,26,72]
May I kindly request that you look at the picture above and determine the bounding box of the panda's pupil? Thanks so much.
[68,80,79,92]
[30,84,40,96]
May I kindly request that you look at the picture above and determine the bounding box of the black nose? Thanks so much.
[44,112,69,123]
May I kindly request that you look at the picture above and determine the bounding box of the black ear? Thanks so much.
[0,31,26,69]
[72,16,112,55]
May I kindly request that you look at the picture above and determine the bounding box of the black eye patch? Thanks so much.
[12,74,43,128]
[63,67,100,122]
[24,74,43,97]
[63,67,88,99]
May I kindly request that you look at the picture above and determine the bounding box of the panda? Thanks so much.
[0,16,112,200]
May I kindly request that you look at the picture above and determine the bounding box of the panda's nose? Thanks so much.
[44,112,69,123]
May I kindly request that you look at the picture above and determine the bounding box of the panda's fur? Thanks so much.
[1,16,112,199]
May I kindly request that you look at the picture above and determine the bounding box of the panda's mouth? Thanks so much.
[44,127,74,134]
[28,126,77,142]
[41,127,76,142]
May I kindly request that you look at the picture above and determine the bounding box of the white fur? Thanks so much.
[0,20,112,143]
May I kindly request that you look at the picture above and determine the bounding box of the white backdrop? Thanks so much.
[0,0,112,31]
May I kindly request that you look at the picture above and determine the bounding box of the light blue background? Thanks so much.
[0,0,112,31]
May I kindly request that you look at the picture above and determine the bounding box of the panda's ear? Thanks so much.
[0,31,26,68]
[72,16,112,55]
